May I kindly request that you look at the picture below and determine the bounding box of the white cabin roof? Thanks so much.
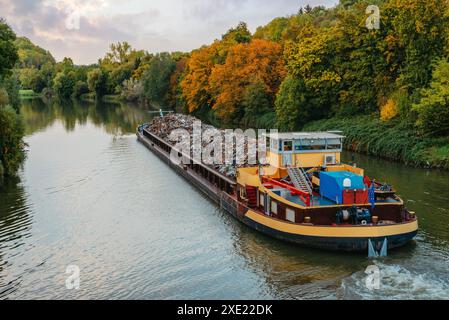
[263,131,345,140]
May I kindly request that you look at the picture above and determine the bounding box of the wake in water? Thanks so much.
[339,261,449,300]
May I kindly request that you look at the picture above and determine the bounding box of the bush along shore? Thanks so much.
[304,116,449,170]
[1,19,26,182]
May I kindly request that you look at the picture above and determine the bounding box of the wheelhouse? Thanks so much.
[265,132,345,168]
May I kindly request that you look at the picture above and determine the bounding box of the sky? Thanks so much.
[0,0,338,65]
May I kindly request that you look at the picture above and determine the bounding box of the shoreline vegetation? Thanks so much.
[2,0,449,179]
[305,116,449,170]
[19,90,123,104]
[1,18,25,182]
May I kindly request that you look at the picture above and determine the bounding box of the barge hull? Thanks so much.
[243,215,417,252]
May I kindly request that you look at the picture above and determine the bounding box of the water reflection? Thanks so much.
[20,99,151,136]
[0,176,34,297]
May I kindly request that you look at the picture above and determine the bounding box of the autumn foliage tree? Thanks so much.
[209,39,286,125]
[180,44,217,114]
[180,23,254,116]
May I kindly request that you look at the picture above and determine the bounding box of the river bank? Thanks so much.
[19,90,132,105]
[304,116,449,170]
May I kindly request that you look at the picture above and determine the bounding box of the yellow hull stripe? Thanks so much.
[245,210,418,238]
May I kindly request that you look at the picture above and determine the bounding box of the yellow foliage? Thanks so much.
[380,99,398,121]
[209,39,286,118]
[180,42,223,113]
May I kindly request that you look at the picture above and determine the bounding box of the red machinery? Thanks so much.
[262,177,311,207]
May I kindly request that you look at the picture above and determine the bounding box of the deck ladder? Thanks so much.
[287,167,313,195]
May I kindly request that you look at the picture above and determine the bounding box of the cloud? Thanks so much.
[0,0,338,64]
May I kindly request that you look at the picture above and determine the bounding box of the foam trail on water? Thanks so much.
[340,262,449,300]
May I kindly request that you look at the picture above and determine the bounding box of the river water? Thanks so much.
[1,99,448,300]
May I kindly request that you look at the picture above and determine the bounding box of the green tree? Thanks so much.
[18,67,47,93]
[0,19,20,110]
[120,78,143,102]
[39,62,56,89]
[102,42,133,65]
[283,25,341,118]
[241,81,274,128]
[339,0,360,8]
[72,80,89,98]
[2,74,20,111]
[87,68,108,98]
[53,71,76,99]
[254,17,289,42]
[0,105,26,179]
[330,2,388,115]
[13,37,55,69]
[413,59,449,136]
[0,87,8,106]
[110,64,133,92]
[0,20,25,181]
[222,22,252,44]
[383,0,449,90]
[143,53,176,106]
[56,57,75,74]
[99,42,148,93]
[275,76,308,131]
[168,56,188,112]
[0,19,19,78]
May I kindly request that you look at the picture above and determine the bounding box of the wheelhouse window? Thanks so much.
[310,139,326,150]
[259,193,264,207]
[299,139,312,150]
[326,138,342,150]
[296,139,327,151]
[294,141,302,151]
[282,140,293,152]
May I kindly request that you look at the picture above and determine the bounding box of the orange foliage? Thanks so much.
[380,99,398,121]
[180,41,228,113]
[209,39,286,118]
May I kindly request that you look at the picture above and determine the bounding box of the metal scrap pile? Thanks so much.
[148,113,200,140]
[147,114,258,177]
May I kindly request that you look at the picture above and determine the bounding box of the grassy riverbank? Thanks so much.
[19,90,41,99]
[79,93,121,103]
[304,116,449,170]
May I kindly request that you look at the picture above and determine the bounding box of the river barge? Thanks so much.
[137,123,418,254]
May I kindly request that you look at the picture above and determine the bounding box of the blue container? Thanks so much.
[320,171,365,204]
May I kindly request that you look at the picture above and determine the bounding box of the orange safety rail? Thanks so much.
[262,177,311,207]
